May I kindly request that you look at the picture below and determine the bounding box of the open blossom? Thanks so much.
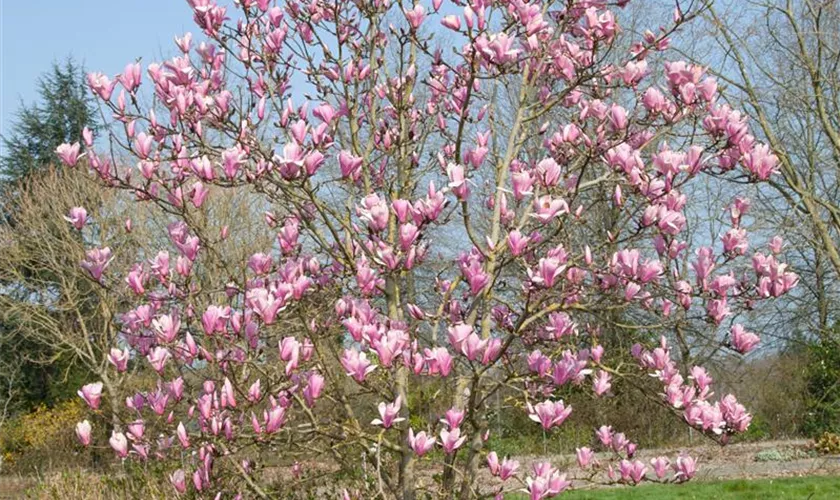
[78,382,103,410]
[529,257,565,288]
[408,429,436,456]
[64,206,88,229]
[147,346,171,374]
[742,144,779,180]
[441,407,465,430]
[439,428,466,454]
[108,347,129,372]
[523,462,571,500]
[425,347,453,377]
[596,425,614,446]
[81,247,113,282]
[56,142,82,166]
[532,195,569,223]
[86,72,116,100]
[619,459,647,484]
[650,456,670,479]
[341,349,376,382]
[487,452,520,481]
[371,396,405,428]
[673,454,698,481]
[593,370,612,396]
[730,324,760,354]
[721,228,748,255]
[527,400,572,430]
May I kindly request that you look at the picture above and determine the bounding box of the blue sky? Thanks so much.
[1,1,195,143]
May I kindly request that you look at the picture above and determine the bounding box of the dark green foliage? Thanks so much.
[803,326,840,436]
[0,58,98,415]
[0,57,97,183]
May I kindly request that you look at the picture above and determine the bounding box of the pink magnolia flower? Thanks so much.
[221,377,237,408]
[507,230,530,256]
[118,62,142,92]
[487,451,501,475]
[511,170,534,200]
[441,407,465,429]
[81,247,113,282]
[523,462,570,499]
[170,469,187,494]
[742,144,779,180]
[720,394,752,432]
[109,430,129,458]
[721,228,749,255]
[530,257,565,288]
[532,195,569,223]
[147,346,171,374]
[404,5,425,30]
[108,347,129,372]
[303,372,325,407]
[56,142,82,166]
[176,422,190,448]
[64,206,88,230]
[769,236,784,254]
[439,428,466,454]
[408,429,435,457]
[576,447,594,468]
[650,456,670,479]
[593,370,612,396]
[447,323,474,353]
[500,457,519,480]
[127,420,145,440]
[174,32,192,53]
[78,382,103,410]
[87,72,116,100]
[527,400,573,430]
[619,459,647,484]
[264,405,288,434]
[75,420,92,447]
[371,396,405,428]
[153,313,181,343]
[134,132,154,159]
[596,425,614,446]
[537,157,563,185]
[248,379,262,402]
[341,349,376,383]
[358,193,389,232]
[338,150,363,179]
[441,15,461,31]
[425,347,453,377]
[447,163,469,200]
[730,324,760,354]
[673,454,698,481]
[460,331,487,361]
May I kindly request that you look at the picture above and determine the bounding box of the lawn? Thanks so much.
[511,475,840,499]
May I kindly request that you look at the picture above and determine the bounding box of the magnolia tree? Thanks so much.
[61,0,798,498]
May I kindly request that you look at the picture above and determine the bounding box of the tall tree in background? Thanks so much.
[0,58,98,415]
[1,57,98,184]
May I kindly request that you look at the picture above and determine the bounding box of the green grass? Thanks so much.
[511,475,840,499]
